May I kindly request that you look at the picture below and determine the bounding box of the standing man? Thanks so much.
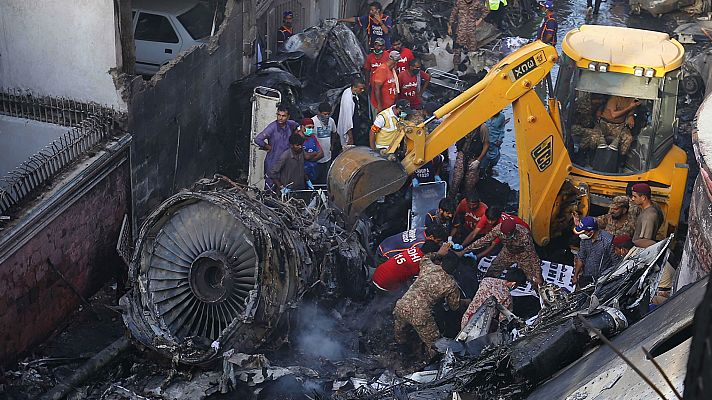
[398,59,431,111]
[572,217,614,287]
[391,35,415,75]
[254,105,299,189]
[537,1,558,46]
[312,102,338,184]
[464,219,543,287]
[482,111,506,177]
[276,11,294,53]
[370,99,412,151]
[338,78,367,146]
[393,250,460,359]
[270,134,311,194]
[448,0,490,66]
[631,183,664,248]
[448,125,489,199]
[363,38,390,83]
[298,118,323,182]
[371,51,401,115]
[586,0,603,16]
[339,2,393,49]
[486,0,509,31]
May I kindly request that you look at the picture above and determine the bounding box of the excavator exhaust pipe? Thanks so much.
[327,147,408,224]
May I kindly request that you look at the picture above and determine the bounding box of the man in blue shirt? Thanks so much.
[338,2,393,49]
[573,216,614,288]
[537,0,557,46]
[254,105,299,190]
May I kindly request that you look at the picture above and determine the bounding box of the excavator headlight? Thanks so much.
[633,66,644,77]
[598,63,609,73]
[645,68,655,78]
[588,62,598,71]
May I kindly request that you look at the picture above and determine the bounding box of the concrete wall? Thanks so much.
[0,148,130,365]
[129,0,244,229]
[0,0,126,110]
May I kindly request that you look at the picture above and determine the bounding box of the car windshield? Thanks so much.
[177,3,214,40]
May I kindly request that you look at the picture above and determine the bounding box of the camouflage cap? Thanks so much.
[610,196,629,209]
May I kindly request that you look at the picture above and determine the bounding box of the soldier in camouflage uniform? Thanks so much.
[572,196,637,238]
[448,125,489,199]
[448,0,490,65]
[464,219,543,287]
[393,251,460,358]
[596,196,636,237]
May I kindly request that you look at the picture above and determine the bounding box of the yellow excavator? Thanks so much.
[328,25,689,246]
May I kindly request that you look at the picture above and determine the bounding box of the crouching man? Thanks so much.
[393,251,459,359]
[460,268,527,329]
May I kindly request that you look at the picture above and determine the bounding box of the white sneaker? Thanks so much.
[586,6,593,16]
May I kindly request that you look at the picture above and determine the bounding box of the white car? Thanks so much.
[132,0,216,75]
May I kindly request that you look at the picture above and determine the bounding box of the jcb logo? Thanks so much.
[531,135,553,172]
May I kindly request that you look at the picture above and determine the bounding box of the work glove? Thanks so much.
[470,159,480,170]
[451,243,463,251]
[411,178,420,188]
[306,180,314,190]
[434,175,443,183]
[448,236,454,245]
[464,252,478,262]
[280,187,291,196]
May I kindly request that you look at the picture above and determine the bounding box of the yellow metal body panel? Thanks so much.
[562,25,684,77]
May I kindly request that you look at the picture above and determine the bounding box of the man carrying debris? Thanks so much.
[312,102,338,184]
[393,250,460,359]
[398,59,430,111]
[269,134,312,194]
[370,99,412,151]
[630,183,664,248]
[338,2,393,49]
[370,51,401,114]
[337,77,367,146]
[572,196,636,238]
[254,105,299,189]
[461,268,527,329]
[373,225,449,291]
[463,219,544,287]
[448,0,490,66]
[276,11,294,52]
[573,216,614,287]
[612,235,675,305]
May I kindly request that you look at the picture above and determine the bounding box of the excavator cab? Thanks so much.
[555,25,688,238]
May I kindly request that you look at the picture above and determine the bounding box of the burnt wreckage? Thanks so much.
[121,176,369,365]
[120,172,674,398]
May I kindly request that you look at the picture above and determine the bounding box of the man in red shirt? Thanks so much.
[370,50,400,113]
[391,35,414,75]
[363,37,389,83]
[398,59,430,110]
[452,190,488,242]
[463,206,530,256]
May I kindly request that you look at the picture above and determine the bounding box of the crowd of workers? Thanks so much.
[253,1,672,361]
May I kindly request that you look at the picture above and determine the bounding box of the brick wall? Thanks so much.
[0,161,130,365]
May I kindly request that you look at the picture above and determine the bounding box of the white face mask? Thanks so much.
[579,233,591,240]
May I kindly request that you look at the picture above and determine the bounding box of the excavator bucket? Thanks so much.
[327,146,408,224]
